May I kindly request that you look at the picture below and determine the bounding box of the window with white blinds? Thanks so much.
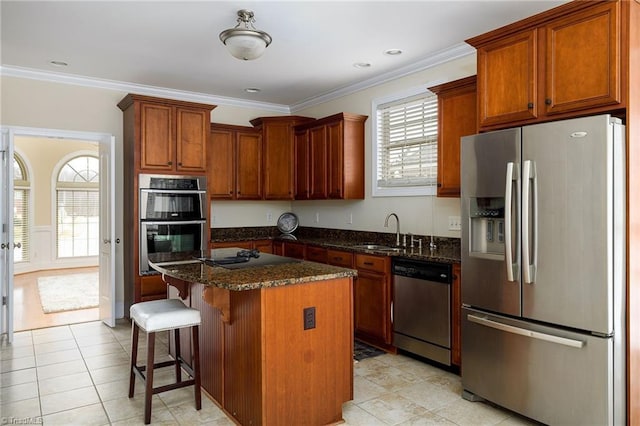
[13,154,30,263]
[374,91,438,196]
[56,155,100,258]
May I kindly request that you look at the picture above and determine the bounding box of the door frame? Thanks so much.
[1,125,119,339]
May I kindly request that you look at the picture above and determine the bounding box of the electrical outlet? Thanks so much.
[347,212,353,224]
[448,216,461,231]
[315,212,320,223]
[212,215,216,224]
[266,211,272,222]
[303,307,316,330]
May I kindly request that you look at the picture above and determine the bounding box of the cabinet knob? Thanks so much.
[178,162,182,166]
[527,102,534,109]
[437,183,442,187]
[229,191,233,194]
[168,161,172,166]
[545,98,552,105]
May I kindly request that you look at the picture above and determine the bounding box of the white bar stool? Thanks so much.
[129,299,202,424]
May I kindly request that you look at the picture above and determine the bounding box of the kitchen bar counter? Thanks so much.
[148,249,355,426]
[149,248,356,291]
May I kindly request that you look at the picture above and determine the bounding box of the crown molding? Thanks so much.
[0,65,291,114]
[1,42,474,114]
[289,43,475,113]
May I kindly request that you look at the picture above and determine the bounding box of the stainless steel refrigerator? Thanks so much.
[460,114,626,425]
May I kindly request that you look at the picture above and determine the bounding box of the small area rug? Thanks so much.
[37,272,99,313]
[354,340,385,362]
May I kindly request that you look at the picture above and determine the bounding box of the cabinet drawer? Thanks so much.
[356,254,387,273]
[326,250,353,268]
[306,246,328,263]
[254,239,273,253]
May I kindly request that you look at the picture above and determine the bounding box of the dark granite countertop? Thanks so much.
[148,248,357,291]
[210,226,461,264]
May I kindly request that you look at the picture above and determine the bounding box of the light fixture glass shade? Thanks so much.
[220,10,272,61]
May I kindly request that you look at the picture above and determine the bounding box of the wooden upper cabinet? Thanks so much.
[175,107,209,172]
[209,124,262,200]
[294,112,367,200]
[475,30,538,127]
[294,128,310,200]
[428,76,477,198]
[467,1,623,130]
[251,116,314,200]
[118,94,215,173]
[544,2,620,115]
[139,102,174,171]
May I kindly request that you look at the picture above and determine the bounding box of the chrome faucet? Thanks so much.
[384,213,400,247]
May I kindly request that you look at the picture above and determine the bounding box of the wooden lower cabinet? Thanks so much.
[139,274,167,301]
[282,241,306,259]
[210,239,272,253]
[305,245,328,263]
[451,263,461,367]
[168,277,353,425]
[354,254,392,348]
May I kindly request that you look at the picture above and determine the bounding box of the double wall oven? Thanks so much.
[139,174,207,275]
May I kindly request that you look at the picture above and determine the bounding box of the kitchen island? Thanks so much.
[148,249,357,426]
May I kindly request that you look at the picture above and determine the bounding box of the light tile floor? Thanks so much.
[1,320,538,425]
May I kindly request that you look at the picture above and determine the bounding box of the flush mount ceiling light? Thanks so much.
[353,62,371,69]
[384,49,403,56]
[244,87,261,93]
[219,9,272,61]
[49,60,68,67]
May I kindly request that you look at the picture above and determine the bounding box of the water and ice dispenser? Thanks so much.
[469,197,505,258]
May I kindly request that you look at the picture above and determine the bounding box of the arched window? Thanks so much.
[56,155,99,258]
[13,153,30,262]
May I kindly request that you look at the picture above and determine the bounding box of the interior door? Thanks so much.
[99,136,116,327]
[1,129,15,342]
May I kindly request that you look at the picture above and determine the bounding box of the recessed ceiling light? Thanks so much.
[49,60,68,67]
[244,88,261,93]
[353,62,371,69]
[384,49,403,56]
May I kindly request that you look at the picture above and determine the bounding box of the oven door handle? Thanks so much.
[140,189,206,195]
[141,220,206,225]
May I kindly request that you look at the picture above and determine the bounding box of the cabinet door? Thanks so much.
[544,2,620,115]
[236,132,263,200]
[283,241,305,259]
[139,274,167,302]
[263,122,294,200]
[452,263,461,367]
[176,107,208,172]
[309,126,328,199]
[294,129,310,200]
[140,102,174,170]
[326,121,344,199]
[209,130,235,200]
[253,239,273,254]
[326,249,353,268]
[435,78,477,197]
[354,269,391,345]
[477,29,538,128]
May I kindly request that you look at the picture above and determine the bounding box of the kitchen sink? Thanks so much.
[352,244,403,252]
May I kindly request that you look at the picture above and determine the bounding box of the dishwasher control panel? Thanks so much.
[392,258,452,283]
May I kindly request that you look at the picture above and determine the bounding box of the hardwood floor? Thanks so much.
[13,267,99,332]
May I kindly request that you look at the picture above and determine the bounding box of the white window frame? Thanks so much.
[371,82,444,197]
[53,152,100,259]
[12,151,31,263]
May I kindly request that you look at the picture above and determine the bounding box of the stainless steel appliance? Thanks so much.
[460,114,626,425]
[139,174,207,275]
[392,258,452,365]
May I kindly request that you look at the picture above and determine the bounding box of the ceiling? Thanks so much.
[1,1,567,112]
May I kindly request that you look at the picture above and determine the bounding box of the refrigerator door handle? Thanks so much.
[504,162,517,282]
[467,314,585,348]
[522,160,538,284]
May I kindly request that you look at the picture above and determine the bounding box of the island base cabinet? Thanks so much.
[178,277,354,425]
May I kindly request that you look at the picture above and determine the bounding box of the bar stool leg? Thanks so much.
[144,331,156,425]
[129,322,139,398]
[192,325,202,410]
[173,328,182,382]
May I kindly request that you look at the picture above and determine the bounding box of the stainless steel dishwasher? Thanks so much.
[392,258,452,365]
